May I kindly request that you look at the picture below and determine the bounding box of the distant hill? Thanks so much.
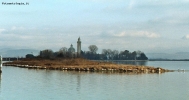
[146,52,189,59]
[0,48,39,57]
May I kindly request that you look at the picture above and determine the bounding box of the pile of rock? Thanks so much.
[3,63,171,73]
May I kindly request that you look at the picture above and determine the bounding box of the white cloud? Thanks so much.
[0,29,6,33]
[184,0,189,2]
[115,31,160,38]
[11,26,25,30]
[182,34,189,39]
[128,0,135,9]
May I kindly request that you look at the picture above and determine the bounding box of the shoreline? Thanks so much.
[2,58,173,73]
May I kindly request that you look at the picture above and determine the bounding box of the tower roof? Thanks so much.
[68,44,75,53]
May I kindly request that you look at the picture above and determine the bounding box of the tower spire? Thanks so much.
[77,37,81,57]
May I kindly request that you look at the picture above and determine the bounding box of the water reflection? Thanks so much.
[104,60,147,66]
[76,74,80,91]
[1,62,189,100]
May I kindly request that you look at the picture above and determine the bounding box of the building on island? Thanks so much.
[68,44,75,58]
[68,44,75,53]
[68,37,81,58]
[39,37,82,58]
[77,37,81,57]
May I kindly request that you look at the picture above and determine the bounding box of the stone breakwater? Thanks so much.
[3,63,172,73]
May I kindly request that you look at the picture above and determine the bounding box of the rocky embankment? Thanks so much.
[3,58,173,73]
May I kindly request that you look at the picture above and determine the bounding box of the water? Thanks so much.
[109,60,189,70]
[0,61,189,100]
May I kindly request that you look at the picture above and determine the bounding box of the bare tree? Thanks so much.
[39,49,54,58]
[59,47,68,55]
[107,49,112,59]
[132,51,137,60]
[57,47,68,58]
[120,50,130,59]
[102,49,113,59]
[112,50,119,59]
[112,50,119,55]
[136,50,142,58]
[102,49,108,59]
[102,49,108,55]
[88,45,98,54]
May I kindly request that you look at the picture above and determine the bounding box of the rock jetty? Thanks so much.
[3,58,172,73]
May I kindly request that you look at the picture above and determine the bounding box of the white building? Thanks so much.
[77,37,81,57]
[68,37,81,57]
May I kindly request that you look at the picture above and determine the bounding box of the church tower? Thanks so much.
[77,37,81,57]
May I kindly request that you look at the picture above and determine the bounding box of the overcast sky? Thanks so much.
[0,0,189,53]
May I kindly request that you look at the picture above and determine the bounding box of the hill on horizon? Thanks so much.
[0,48,189,59]
[0,48,39,57]
[146,52,189,59]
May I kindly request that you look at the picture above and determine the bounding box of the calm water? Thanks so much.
[0,61,189,100]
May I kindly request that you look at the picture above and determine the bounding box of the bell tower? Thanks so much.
[77,37,81,57]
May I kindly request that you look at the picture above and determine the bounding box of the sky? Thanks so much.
[0,0,189,54]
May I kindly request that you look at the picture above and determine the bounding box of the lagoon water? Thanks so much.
[0,61,189,100]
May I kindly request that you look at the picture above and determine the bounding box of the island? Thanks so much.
[2,37,173,73]
[3,58,172,73]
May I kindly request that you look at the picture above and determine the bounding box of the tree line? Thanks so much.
[37,45,148,60]
[82,45,148,60]
[38,47,77,59]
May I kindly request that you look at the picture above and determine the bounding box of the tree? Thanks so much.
[112,50,119,60]
[136,50,142,58]
[101,49,113,60]
[131,51,137,60]
[39,49,54,59]
[57,47,68,57]
[107,49,112,59]
[102,49,108,60]
[59,47,67,54]
[138,53,148,60]
[120,50,130,60]
[102,49,108,55]
[88,45,98,54]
